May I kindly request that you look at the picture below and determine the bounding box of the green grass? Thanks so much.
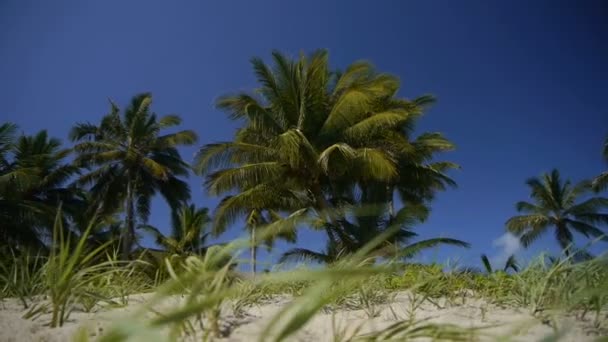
[2,214,607,341]
[45,208,126,327]
[0,207,156,327]
[356,318,481,341]
[0,249,45,309]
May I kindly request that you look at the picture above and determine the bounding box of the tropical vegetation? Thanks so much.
[70,93,198,259]
[140,203,212,257]
[195,50,463,270]
[506,169,608,255]
[0,50,607,341]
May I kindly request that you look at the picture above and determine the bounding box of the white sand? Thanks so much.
[0,292,604,341]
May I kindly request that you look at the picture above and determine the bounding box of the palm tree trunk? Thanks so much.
[250,224,257,276]
[386,185,394,218]
[556,224,572,258]
[312,184,340,243]
[122,179,135,260]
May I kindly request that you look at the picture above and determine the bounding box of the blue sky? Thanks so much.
[1,0,607,269]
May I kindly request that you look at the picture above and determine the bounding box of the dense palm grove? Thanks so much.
[1,51,607,273]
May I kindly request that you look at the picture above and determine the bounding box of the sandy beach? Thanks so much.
[1,291,604,342]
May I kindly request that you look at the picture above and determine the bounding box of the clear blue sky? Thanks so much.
[1,0,607,269]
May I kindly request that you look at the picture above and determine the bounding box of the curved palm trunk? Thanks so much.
[311,184,340,244]
[122,179,135,260]
[250,223,257,276]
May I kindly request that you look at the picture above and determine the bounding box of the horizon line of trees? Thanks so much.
[1,50,607,273]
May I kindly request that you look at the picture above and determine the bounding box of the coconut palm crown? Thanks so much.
[195,50,458,250]
[70,93,198,258]
[507,169,608,254]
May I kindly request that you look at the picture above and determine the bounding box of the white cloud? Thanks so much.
[490,233,521,267]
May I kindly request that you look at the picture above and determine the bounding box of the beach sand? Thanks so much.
[0,292,604,341]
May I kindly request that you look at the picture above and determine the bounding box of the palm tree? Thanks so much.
[280,203,469,264]
[592,136,608,192]
[195,50,457,247]
[1,127,80,248]
[506,169,608,255]
[209,181,307,275]
[244,208,307,275]
[211,191,305,275]
[140,204,211,256]
[0,122,37,246]
[70,93,198,259]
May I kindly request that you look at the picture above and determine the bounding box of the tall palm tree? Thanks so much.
[140,204,211,256]
[592,136,608,193]
[243,207,305,275]
[195,50,457,246]
[0,127,80,248]
[506,169,608,255]
[70,93,198,259]
[209,182,306,275]
[280,203,469,264]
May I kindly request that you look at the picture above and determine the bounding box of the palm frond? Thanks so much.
[317,143,356,175]
[68,123,100,142]
[156,176,190,211]
[525,176,558,211]
[413,132,456,153]
[205,162,284,196]
[216,93,284,134]
[136,191,152,223]
[566,197,608,216]
[193,141,272,174]
[504,255,519,272]
[573,213,608,225]
[139,224,168,246]
[592,171,608,193]
[506,214,551,234]
[0,167,41,192]
[519,226,548,248]
[481,254,493,273]
[565,219,608,240]
[259,208,308,245]
[515,201,546,214]
[141,157,169,180]
[275,129,318,168]
[355,148,397,181]
[343,110,410,140]
[211,184,303,236]
[397,238,470,259]
[158,114,182,128]
[332,61,374,95]
[412,94,437,107]
[391,204,430,228]
[155,130,198,149]
[279,248,331,264]
[555,226,574,251]
[0,122,17,159]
